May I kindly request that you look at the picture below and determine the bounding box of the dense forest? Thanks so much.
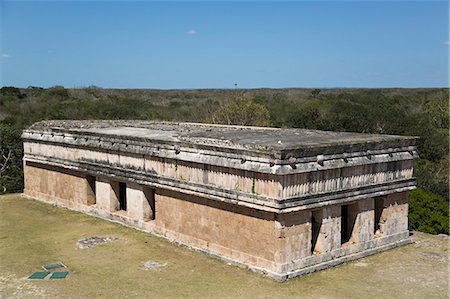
[0,86,448,234]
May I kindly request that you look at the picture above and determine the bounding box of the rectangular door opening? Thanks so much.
[374,197,384,236]
[143,188,155,221]
[311,210,322,255]
[341,205,349,243]
[118,182,127,211]
[86,175,96,205]
[341,204,357,245]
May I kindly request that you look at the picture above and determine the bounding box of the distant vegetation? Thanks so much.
[0,86,448,234]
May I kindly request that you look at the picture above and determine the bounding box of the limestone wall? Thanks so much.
[275,210,312,263]
[23,162,90,209]
[154,189,281,272]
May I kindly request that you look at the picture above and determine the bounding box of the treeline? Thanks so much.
[0,86,448,234]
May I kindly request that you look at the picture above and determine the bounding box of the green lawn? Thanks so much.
[0,194,448,298]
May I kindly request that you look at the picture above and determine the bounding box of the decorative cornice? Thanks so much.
[24,154,416,213]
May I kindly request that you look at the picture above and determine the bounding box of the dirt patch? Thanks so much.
[353,261,369,267]
[76,236,119,249]
[143,260,167,270]
[0,274,54,298]
[421,251,448,262]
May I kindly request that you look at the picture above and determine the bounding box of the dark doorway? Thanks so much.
[341,205,350,243]
[144,188,156,221]
[374,197,384,235]
[86,175,96,205]
[341,204,358,245]
[118,182,127,211]
[311,210,322,254]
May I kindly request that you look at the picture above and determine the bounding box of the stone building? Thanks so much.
[22,120,417,280]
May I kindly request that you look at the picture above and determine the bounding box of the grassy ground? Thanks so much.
[0,194,448,298]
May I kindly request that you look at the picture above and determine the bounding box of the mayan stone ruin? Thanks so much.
[22,120,417,280]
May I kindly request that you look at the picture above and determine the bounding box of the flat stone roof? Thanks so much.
[26,120,416,159]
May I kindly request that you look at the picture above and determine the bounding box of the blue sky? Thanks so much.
[0,1,448,89]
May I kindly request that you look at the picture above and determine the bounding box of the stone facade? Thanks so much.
[22,120,417,280]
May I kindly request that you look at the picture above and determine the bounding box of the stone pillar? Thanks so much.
[350,198,374,243]
[126,183,154,221]
[126,183,143,220]
[378,192,409,236]
[276,210,312,263]
[95,178,119,212]
[313,206,341,253]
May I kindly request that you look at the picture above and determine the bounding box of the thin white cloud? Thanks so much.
[186,29,197,36]
[1,53,11,59]
[444,41,450,46]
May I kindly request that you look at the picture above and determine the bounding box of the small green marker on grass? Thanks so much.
[49,271,69,279]
[42,262,66,271]
[28,272,49,280]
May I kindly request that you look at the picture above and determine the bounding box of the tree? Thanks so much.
[47,85,70,100]
[0,86,25,99]
[0,125,23,194]
[311,88,321,98]
[409,188,449,234]
[212,92,270,126]
[0,145,12,192]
